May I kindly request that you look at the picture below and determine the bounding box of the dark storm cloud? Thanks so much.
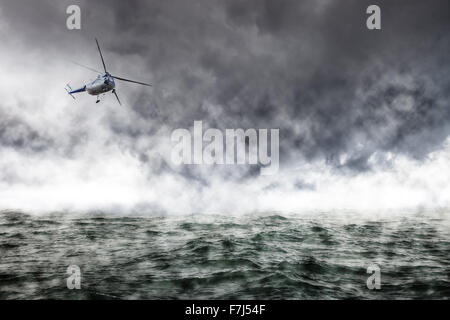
[0,109,92,158]
[2,0,450,176]
[0,112,53,153]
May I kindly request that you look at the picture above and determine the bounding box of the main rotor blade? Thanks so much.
[112,75,152,87]
[95,38,107,73]
[113,90,121,105]
[70,61,102,74]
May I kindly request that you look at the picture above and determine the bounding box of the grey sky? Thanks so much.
[0,0,449,213]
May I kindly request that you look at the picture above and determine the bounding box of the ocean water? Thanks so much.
[0,211,448,299]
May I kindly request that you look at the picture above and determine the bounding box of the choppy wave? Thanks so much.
[0,211,448,299]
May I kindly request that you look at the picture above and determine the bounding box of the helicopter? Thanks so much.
[65,38,152,105]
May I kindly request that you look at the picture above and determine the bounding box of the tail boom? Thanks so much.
[65,84,86,99]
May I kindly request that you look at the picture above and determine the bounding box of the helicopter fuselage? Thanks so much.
[86,73,116,95]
